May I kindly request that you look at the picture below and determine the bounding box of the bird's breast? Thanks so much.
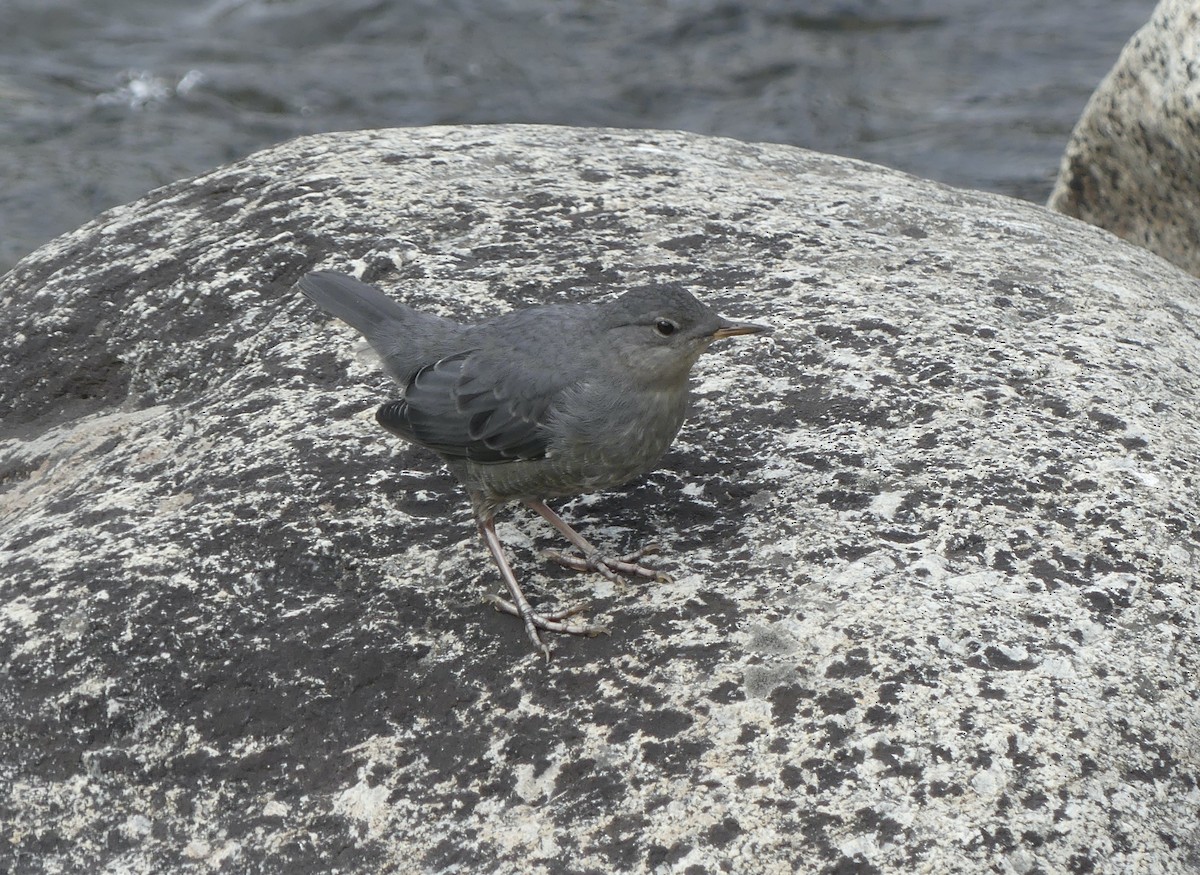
[543,381,690,491]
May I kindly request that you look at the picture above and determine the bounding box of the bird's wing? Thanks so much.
[376,349,561,463]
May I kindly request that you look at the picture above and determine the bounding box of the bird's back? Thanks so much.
[301,272,604,460]
[433,303,693,506]
[374,304,611,466]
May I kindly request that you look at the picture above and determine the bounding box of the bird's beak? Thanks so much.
[711,319,772,340]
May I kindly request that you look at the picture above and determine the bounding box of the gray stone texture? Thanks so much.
[2,125,1199,873]
[1049,0,1200,276]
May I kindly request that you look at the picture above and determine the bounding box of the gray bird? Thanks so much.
[298,270,770,655]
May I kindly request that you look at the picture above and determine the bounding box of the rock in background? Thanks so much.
[2,125,1199,873]
[1049,0,1200,277]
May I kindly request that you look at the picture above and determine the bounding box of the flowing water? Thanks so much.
[0,0,1156,274]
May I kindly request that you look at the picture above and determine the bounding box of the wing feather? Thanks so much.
[375,350,556,463]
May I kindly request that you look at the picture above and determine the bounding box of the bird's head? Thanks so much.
[600,285,771,387]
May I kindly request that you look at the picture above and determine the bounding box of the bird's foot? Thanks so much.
[541,543,674,584]
[484,595,609,657]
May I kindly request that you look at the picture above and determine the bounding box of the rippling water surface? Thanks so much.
[0,0,1156,273]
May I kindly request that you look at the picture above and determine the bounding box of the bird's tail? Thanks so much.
[297,270,418,337]
[297,270,460,384]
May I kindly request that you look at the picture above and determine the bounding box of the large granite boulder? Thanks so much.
[1049,0,1200,277]
[2,125,1198,873]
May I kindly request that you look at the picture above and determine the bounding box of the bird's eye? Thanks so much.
[654,319,677,337]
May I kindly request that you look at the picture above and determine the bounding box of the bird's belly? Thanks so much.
[468,387,688,503]
[543,435,668,495]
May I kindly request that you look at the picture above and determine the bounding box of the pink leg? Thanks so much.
[523,499,673,583]
[476,515,607,657]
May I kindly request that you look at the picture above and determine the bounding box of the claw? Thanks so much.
[542,547,671,583]
[523,499,675,585]
[484,594,609,640]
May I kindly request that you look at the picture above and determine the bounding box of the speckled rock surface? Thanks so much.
[1049,0,1200,277]
[3,125,1199,874]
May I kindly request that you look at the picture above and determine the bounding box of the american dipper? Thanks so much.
[299,270,770,655]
